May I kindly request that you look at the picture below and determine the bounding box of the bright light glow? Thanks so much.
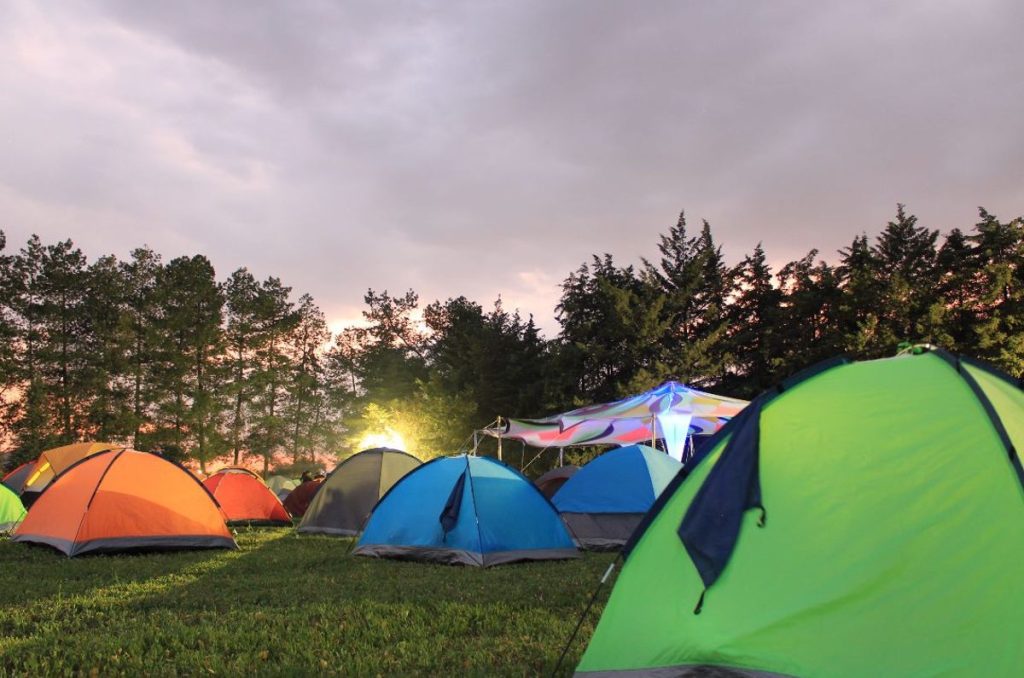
[358,428,407,452]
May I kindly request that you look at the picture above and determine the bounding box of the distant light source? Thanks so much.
[358,428,407,452]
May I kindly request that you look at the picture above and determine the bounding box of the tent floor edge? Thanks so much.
[72,535,238,556]
[296,526,359,537]
[481,547,581,566]
[574,664,797,677]
[352,544,486,566]
[225,519,292,528]
[15,534,238,557]
[354,544,580,566]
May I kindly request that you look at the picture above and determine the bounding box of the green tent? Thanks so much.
[0,483,26,533]
[266,475,299,496]
[578,350,1024,677]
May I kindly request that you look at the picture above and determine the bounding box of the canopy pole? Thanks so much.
[496,415,503,461]
[559,448,564,467]
[522,445,552,473]
[650,415,656,449]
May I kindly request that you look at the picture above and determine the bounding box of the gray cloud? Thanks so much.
[1,0,1022,334]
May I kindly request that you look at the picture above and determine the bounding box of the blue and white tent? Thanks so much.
[553,444,682,550]
[354,455,578,567]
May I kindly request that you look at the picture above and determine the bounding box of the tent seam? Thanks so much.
[464,455,485,556]
[934,350,1024,491]
[70,449,125,556]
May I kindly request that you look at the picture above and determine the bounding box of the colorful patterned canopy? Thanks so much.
[490,381,747,460]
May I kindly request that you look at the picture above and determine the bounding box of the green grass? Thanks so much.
[0,529,616,676]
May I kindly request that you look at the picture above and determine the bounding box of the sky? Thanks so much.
[1,0,1022,337]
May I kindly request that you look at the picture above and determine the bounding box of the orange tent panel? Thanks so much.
[202,468,291,526]
[21,442,124,499]
[13,450,236,557]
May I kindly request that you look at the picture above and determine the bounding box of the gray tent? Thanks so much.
[296,448,421,536]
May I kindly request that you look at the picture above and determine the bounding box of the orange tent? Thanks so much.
[202,468,291,526]
[20,442,124,505]
[12,449,237,556]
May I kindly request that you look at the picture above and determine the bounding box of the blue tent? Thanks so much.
[553,444,682,550]
[354,454,579,566]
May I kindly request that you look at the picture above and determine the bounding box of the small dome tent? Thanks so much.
[298,448,421,536]
[13,449,237,557]
[20,442,123,506]
[2,462,32,493]
[534,465,578,499]
[577,350,1024,677]
[265,475,298,499]
[0,484,25,533]
[553,445,682,550]
[203,468,291,526]
[283,479,323,518]
[354,454,578,567]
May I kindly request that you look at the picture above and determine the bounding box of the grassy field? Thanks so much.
[0,529,616,675]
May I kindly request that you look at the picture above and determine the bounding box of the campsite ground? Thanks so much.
[0,529,614,675]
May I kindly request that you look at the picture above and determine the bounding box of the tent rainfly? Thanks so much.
[552,445,681,550]
[577,349,1024,677]
[203,468,291,526]
[355,454,579,566]
[20,442,123,506]
[298,448,421,536]
[2,462,32,494]
[534,465,579,499]
[283,479,323,518]
[0,484,25,533]
[12,449,237,557]
[265,475,299,498]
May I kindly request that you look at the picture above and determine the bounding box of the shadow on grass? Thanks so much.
[0,529,617,675]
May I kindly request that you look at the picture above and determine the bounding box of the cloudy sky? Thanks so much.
[1,0,1021,335]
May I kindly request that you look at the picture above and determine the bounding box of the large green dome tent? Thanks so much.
[577,349,1024,677]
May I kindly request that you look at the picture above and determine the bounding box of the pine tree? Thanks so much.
[555,255,667,403]
[642,213,731,388]
[774,250,843,375]
[284,294,329,462]
[1,236,52,459]
[151,255,226,471]
[969,208,1024,375]
[249,277,299,473]
[224,268,261,465]
[82,254,134,441]
[120,247,163,449]
[871,205,940,349]
[837,233,884,357]
[724,244,782,396]
[36,239,92,442]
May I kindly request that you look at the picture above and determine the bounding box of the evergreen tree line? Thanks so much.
[550,205,1023,405]
[1,204,1021,471]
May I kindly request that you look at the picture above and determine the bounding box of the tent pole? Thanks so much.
[559,448,564,467]
[651,415,656,449]
[472,430,478,456]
